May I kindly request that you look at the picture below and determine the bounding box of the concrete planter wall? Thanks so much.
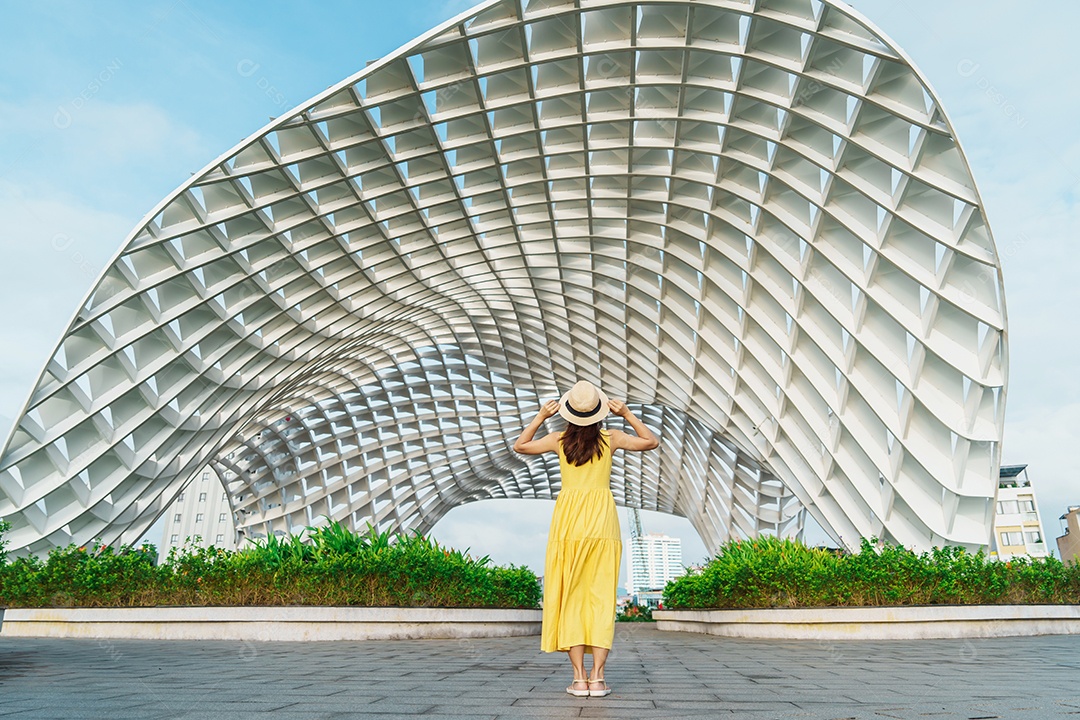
[0,606,542,642]
[654,605,1080,640]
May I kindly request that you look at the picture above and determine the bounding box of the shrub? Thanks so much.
[0,521,541,609]
[664,536,1080,609]
[616,603,654,622]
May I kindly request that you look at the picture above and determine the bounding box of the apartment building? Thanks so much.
[992,464,1049,561]
[1056,506,1080,565]
[158,467,237,562]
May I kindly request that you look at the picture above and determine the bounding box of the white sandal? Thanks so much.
[566,678,590,697]
[588,676,611,697]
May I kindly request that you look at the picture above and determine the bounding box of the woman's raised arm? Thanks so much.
[606,399,660,452]
[512,400,561,455]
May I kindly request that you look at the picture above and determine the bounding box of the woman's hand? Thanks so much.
[607,399,659,452]
[513,400,562,455]
[537,399,560,421]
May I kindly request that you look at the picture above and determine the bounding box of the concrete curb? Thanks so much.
[654,605,1080,640]
[0,606,542,641]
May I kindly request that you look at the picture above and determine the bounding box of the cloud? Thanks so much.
[0,99,210,213]
[0,99,209,433]
[1003,403,1080,548]
[430,499,555,575]
[434,0,480,19]
[0,179,132,429]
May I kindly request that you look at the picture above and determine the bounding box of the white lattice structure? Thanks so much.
[0,0,1007,558]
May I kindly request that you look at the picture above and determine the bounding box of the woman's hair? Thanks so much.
[560,422,607,467]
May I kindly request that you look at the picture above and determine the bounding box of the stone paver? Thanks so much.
[1,625,1078,718]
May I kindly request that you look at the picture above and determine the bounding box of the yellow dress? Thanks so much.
[541,429,622,653]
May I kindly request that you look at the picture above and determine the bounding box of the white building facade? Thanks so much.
[158,467,237,562]
[0,0,1011,560]
[991,465,1048,561]
[628,533,685,597]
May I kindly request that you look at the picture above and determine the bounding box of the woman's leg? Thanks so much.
[567,645,588,689]
[589,646,609,683]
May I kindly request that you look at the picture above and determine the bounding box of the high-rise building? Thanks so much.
[991,465,1049,561]
[1056,506,1080,565]
[628,533,684,597]
[158,467,237,563]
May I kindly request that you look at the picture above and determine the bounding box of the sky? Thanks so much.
[0,0,1077,579]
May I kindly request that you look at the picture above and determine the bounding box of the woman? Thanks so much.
[513,380,659,698]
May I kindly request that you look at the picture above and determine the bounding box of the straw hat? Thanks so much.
[558,380,610,426]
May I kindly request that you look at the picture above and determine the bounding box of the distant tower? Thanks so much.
[626,508,684,598]
[628,508,645,596]
[629,507,644,541]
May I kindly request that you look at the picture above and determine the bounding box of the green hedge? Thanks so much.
[0,520,540,609]
[664,536,1080,609]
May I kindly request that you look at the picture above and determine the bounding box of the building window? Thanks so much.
[170,534,179,544]
[997,500,1019,515]
[198,493,207,502]
[202,472,209,482]
[221,492,227,501]
[219,513,227,522]
[1020,500,1036,513]
[178,492,185,501]
[195,513,204,523]
[216,534,225,544]
[1025,531,1042,544]
[174,513,181,523]
[1000,531,1023,546]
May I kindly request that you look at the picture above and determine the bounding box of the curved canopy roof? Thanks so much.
[0,0,1007,556]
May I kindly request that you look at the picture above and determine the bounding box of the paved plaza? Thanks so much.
[0,624,1077,719]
